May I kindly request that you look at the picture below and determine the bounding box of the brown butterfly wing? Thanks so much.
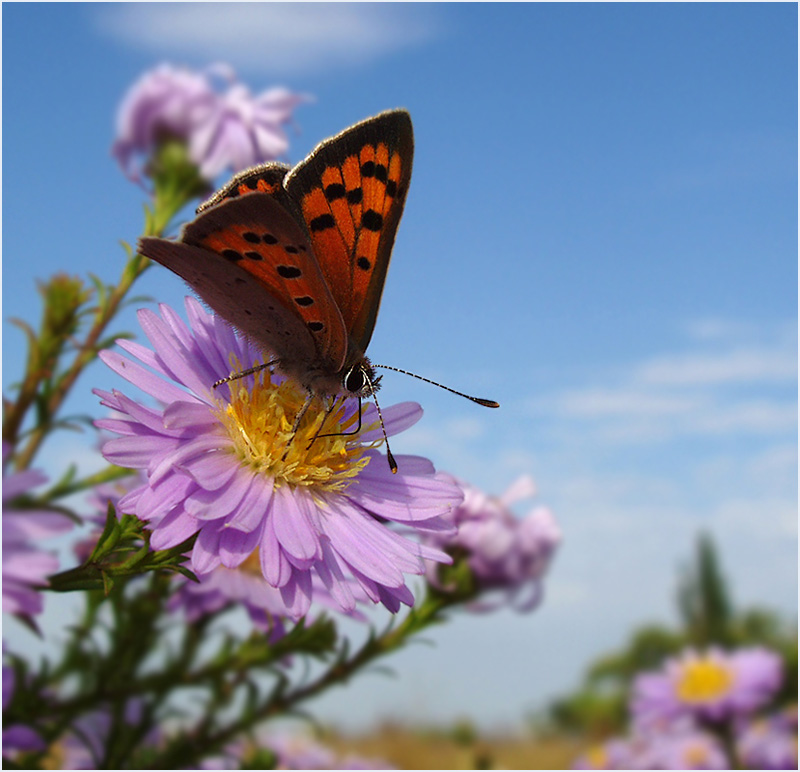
[139,192,349,378]
[139,236,319,370]
[283,109,414,357]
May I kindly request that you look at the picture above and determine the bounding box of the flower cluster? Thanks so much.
[632,646,784,727]
[95,299,461,619]
[573,646,794,770]
[738,706,798,770]
[112,63,306,183]
[2,443,73,619]
[574,725,729,770]
[199,734,393,770]
[426,474,560,610]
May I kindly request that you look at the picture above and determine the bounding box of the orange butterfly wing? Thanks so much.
[283,110,414,357]
[140,188,350,379]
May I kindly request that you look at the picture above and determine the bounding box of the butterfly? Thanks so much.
[139,110,497,470]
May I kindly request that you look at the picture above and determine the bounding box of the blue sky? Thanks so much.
[3,4,797,730]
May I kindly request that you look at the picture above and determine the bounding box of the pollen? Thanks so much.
[674,657,734,704]
[215,367,378,493]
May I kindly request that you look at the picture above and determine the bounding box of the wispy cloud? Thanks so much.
[635,347,796,386]
[94,4,439,77]
[530,321,796,445]
[555,389,703,418]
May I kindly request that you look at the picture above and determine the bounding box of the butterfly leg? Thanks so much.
[305,398,339,451]
[280,390,316,462]
[317,397,363,439]
[212,359,280,390]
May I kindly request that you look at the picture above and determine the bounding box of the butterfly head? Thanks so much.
[342,358,381,398]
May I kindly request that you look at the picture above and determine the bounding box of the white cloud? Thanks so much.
[527,324,796,446]
[691,400,797,435]
[95,4,439,76]
[709,497,798,538]
[555,389,703,418]
[684,318,756,342]
[635,347,796,386]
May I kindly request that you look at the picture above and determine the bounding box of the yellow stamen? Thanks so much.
[683,742,711,767]
[586,746,608,769]
[675,656,734,704]
[215,367,379,494]
[239,548,262,576]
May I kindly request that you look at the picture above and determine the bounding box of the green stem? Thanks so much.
[45,465,134,501]
[13,254,151,470]
[156,590,455,767]
[8,145,204,470]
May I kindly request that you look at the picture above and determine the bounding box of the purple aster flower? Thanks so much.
[425,474,560,610]
[112,63,306,183]
[631,646,784,728]
[95,299,460,620]
[2,443,73,617]
[737,707,798,770]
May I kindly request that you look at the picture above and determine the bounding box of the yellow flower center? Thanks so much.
[215,366,378,494]
[675,656,734,704]
[682,741,711,767]
[237,548,270,579]
[586,746,608,769]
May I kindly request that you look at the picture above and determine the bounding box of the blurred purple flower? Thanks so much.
[573,738,634,769]
[2,443,73,617]
[573,725,729,770]
[168,553,369,639]
[2,663,45,758]
[632,646,784,728]
[641,727,729,770]
[265,735,394,770]
[168,562,290,640]
[426,474,560,610]
[53,700,159,769]
[112,63,306,182]
[190,83,306,180]
[95,299,459,620]
[738,707,798,770]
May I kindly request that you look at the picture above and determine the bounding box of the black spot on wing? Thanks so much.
[309,214,336,232]
[324,183,346,201]
[361,210,383,231]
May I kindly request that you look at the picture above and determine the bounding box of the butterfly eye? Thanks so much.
[343,366,367,394]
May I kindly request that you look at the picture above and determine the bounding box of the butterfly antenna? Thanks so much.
[373,365,500,408]
[213,359,280,389]
[362,370,398,474]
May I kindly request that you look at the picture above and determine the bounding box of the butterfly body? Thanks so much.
[140,109,413,402]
